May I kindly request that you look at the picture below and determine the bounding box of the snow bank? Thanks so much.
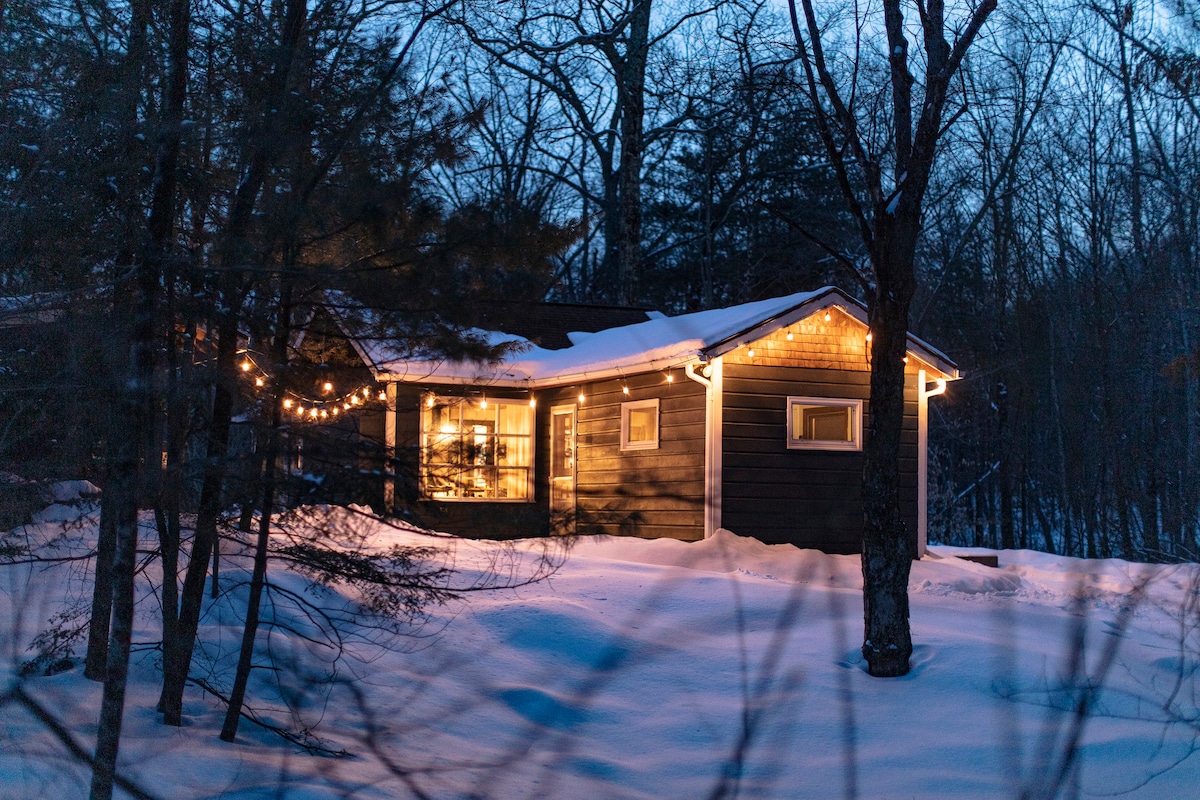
[2,507,1198,799]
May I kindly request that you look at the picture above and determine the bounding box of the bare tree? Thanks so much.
[787,0,997,676]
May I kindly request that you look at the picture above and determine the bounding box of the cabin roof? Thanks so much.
[363,287,959,387]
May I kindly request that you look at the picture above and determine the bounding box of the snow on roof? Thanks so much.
[368,288,830,386]
[366,287,958,386]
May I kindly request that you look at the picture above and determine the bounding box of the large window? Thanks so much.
[620,398,660,451]
[787,396,862,451]
[421,396,533,500]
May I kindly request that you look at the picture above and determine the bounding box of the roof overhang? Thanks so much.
[700,287,960,381]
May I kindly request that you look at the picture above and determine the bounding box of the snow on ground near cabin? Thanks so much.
[2,500,1200,799]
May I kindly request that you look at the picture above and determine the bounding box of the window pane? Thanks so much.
[497,402,532,436]
[793,404,852,442]
[496,435,530,466]
[496,468,529,499]
[627,407,656,443]
[551,413,572,478]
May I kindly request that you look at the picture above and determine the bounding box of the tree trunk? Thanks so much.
[861,225,917,678]
[84,485,117,681]
[615,0,651,305]
[221,288,291,741]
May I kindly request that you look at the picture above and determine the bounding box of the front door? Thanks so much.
[549,404,576,533]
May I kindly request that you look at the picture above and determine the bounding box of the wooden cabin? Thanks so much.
[352,287,958,556]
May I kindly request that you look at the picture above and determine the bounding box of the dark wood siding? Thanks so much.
[721,364,919,555]
[574,371,705,540]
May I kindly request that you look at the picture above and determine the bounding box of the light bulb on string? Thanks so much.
[283,399,293,409]
[255,377,264,387]
[241,361,252,372]
[786,331,794,341]
[747,348,755,358]
[824,310,832,323]
[666,372,674,383]
[323,381,333,393]
[378,391,387,401]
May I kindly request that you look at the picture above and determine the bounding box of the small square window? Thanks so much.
[787,396,862,451]
[621,398,659,451]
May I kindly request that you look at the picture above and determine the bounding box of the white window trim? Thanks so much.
[786,396,863,452]
[620,398,660,451]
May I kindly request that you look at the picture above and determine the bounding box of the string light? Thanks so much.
[747,348,755,358]
[529,397,537,408]
[378,391,387,401]
[578,389,586,404]
[323,381,333,392]
[255,377,265,387]
[824,310,832,322]
[480,396,488,409]
[283,399,293,409]
[786,330,794,341]
[622,384,630,395]
[241,361,252,372]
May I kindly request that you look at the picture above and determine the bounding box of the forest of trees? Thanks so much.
[0,0,1198,788]
[3,0,1195,556]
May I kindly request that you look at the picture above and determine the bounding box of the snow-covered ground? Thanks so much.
[2,497,1199,799]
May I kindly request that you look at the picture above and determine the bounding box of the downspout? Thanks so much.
[918,369,948,557]
[686,357,723,538]
[384,381,397,513]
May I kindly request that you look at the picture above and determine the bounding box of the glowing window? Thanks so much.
[621,399,659,451]
[786,397,862,451]
[420,396,533,500]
